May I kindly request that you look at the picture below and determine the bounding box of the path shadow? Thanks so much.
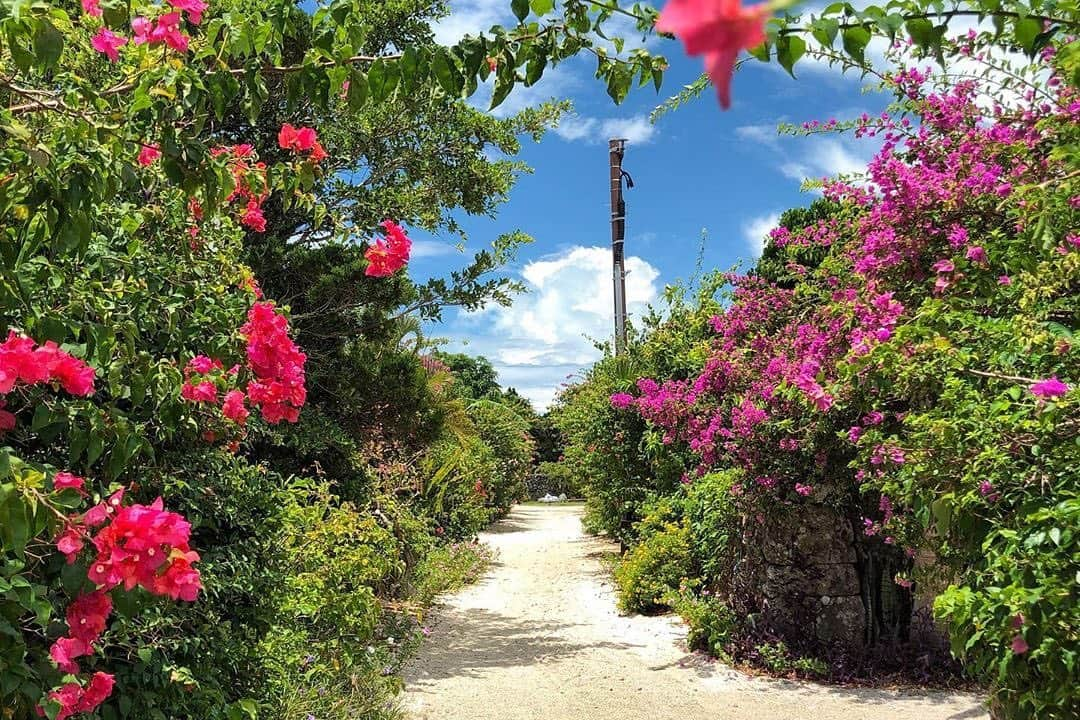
[483,518,535,535]
[406,606,639,683]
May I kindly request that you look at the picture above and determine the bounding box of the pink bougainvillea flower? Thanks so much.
[181,379,218,403]
[1011,634,1029,654]
[53,472,86,494]
[998,275,1012,285]
[49,636,90,674]
[655,0,771,109]
[91,27,127,62]
[39,682,83,720]
[81,0,102,16]
[965,245,987,263]
[1029,376,1069,399]
[794,483,813,497]
[241,200,267,232]
[610,392,634,409]
[137,144,161,166]
[169,0,207,24]
[56,526,85,564]
[222,389,249,425]
[931,258,955,273]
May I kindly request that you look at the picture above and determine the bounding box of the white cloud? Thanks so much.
[553,113,657,144]
[431,0,507,46]
[452,245,661,409]
[410,239,463,259]
[742,212,780,258]
[737,120,875,186]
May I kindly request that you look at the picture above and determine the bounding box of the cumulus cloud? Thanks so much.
[431,0,507,45]
[453,245,661,409]
[554,113,657,144]
[736,120,875,186]
[742,212,781,257]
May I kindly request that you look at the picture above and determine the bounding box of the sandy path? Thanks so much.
[403,503,987,720]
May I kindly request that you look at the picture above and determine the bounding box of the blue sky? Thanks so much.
[407,1,893,410]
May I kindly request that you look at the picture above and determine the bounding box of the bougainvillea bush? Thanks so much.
[0,0,654,712]
[593,29,1078,717]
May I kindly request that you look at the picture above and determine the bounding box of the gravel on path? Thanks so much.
[403,503,987,720]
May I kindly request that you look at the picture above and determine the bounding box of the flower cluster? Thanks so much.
[45,484,200,718]
[89,0,205,63]
[0,332,95,430]
[241,302,307,424]
[363,220,412,277]
[278,123,328,162]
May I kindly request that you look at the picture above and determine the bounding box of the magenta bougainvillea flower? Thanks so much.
[655,0,770,109]
[90,27,126,62]
[1029,376,1069,399]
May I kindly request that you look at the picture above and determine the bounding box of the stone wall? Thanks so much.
[753,504,867,646]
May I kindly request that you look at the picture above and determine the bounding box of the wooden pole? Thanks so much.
[609,138,628,356]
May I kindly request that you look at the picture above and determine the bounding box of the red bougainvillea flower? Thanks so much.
[91,27,127,62]
[241,200,267,232]
[241,302,307,424]
[137,144,161,166]
[278,124,326,162]
[66,591,113,645]
[364,220,412,277]
[1029,376,1069,399]
[0,406,14,432]
[655,0,771,109]
[38,682,83,720]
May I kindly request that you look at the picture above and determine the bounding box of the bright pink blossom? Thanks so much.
[81,0,101,16]
[53,472,85,493]
[169,0,207,23]
[1011,635,1029,654]
[655,0,770,109]
[137,144,161,166]
[1029,376,1069,399]
[181,379,217,403]
[91,27,126,62]
[965,245,987,263]
[222,389,249,425]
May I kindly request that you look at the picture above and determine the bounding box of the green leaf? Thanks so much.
[747,42,769,62]
[367,58,399,103]
[511,0,529,22]
[1013,17,1041,56]
[347,69,369,109]
[530,0,554,16]
[32,20,64,70]
[525,52,547,87]
[842,25,870,64]
[811,18,839,47]
[432,49,463,96]
[776,36,806,77]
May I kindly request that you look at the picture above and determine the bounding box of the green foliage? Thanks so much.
[753,641,828,678]
[669,590,737,659]
[614,519,691,614]
[684,470,741,587]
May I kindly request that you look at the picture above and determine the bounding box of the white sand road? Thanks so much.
[403,503,987,720]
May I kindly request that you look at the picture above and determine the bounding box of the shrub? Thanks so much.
[669,589,738,659]
[614,519,691,614]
